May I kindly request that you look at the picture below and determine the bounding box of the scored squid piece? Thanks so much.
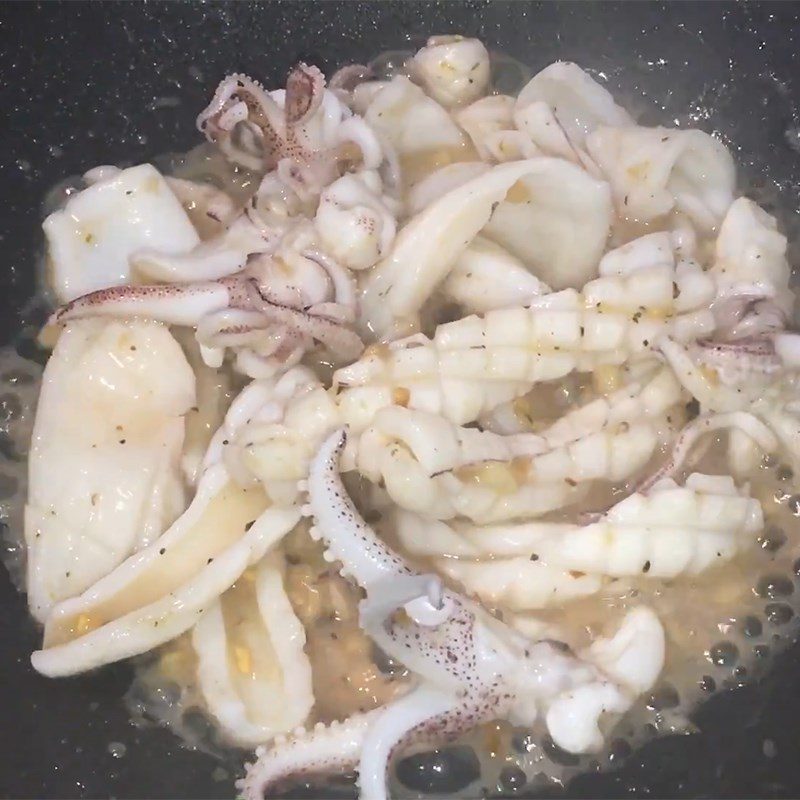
[396,472,763,592]
[43,164,200,302]
[339,262,715,426]
[352,366,681,522]
[25,319,195,622]
[436,557,604,611]
[31,463,301,677]
[192,552,314,747]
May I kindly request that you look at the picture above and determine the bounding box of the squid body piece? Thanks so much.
[31,463,300,677]
[43,163,200,302]
[502,153,607,285]
[360,75,468,166]
[586,125,735,232]
[513,61,633,172]
[441,236,551,313]
[409,35,491,108]
[340,263,714,426]
[406,162,491,215]
[352,370,679,523]
[396,472,763,595]
[25,319,195,622]
[193,552,313,747]
[361,157,612,336]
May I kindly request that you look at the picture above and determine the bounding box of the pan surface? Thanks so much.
[2,2,800,798]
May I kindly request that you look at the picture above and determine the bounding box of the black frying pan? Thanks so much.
[3,2,800,798]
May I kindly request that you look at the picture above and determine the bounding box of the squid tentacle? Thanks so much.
[50,275,364,364]
[285,63,326,126]
[237,711,381,800]
[358,684,500,800]
[305,427,413,587]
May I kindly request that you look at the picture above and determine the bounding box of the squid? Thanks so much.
[238,429,666,799]
[197,62,381,193]
[585,124,736,233]
[352,365,683,522]
[455,94,540,163]
[408,35,491,109]
[405,162,491,214]
[25,319,195,622]
[710,197,792,340]
[314,171,398,270]
[440,236,551,314]
[31,460,301,678]
[340,260,715,426]
[360,157,613,337]
[356,74,468,183]
[655,336,800,478]
[204,366,342,506]
[165,176,239,239]
[395,472,763,595]
[47,235,363,380]
[192,552,314,748]
[43,164,200,302]
[187,62,392,279]
[513,61,633,175]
